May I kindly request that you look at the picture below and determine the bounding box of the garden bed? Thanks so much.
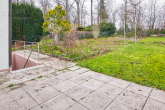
[32,37,135,61]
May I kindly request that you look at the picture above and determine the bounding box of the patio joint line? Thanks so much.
[22,87,42,110]
[63,92,90,110]
[64,75,106,110]
[103,82,132,110]
[141,88,153,110]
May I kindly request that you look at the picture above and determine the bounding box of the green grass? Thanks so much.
[77,44,165,90]
[139,37,165,44]
[7,84,15,88]
[40,39,54,44]
[37,76,43,78]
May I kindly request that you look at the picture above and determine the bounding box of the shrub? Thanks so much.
[146,31,151,37]
[42,31,50,36]
[92,24,100,39]
[126,32,135,38]
[85,25,94,31]
[99,21,116,35]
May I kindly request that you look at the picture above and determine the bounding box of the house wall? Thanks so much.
[0,0,9,71]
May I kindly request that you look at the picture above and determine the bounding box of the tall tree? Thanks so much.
[42,6,71,44]
[75,0,80,25]
[39,0,51,17]
[100,0,108,21]
[91,0,93,25]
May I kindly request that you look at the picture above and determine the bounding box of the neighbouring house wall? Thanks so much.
[0,0,9,70]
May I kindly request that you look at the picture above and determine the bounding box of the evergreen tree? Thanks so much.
[12,3,44,42]
[100,0,108,21]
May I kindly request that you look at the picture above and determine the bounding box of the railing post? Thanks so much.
[135,23,136,44]
[124,20,126,49]
[38,43,39,62]
[15,41,16,51]
[24,41,25,56]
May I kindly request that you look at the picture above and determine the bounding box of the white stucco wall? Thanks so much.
[0,0,9,70]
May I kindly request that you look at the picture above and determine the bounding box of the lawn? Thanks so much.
[78,37,165,90]
[139,37,165,44]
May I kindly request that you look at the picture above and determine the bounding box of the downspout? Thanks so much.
[9,0,12,69]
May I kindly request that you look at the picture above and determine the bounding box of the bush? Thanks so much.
[85,25,94,31]
[79,33,94,39]
[42,31,50,36]
[146,31,151,37]
[99,21,116,35]
[126,32,135,38]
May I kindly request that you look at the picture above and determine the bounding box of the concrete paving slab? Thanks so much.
[0,88,37,110]
[82,79,104,90]
[91,73,114,82]
[0,87,10,95]
[45,75,65,85]
[143,98,165,110]
[40,57,76,69]
[105,101,134,110]
[83,71,100,78]
[69,66,81,71]
[115,90,147,110]
[105,101,135,110]
[149,88,165,103]
[41,94,76,110]
[53,80,77,92]
[69,74,90,84]
[55,70,70,75]
[80,92,113,110]
[10,83,26,90]
[126,83,152,97]
[27,85,61,104]
[23,81,48,94]
[0,100,18,110]
[59,71,79,79]
[64,85,93,101]
[97,84,123,99]
[108,78,131,89]
[30,106,43,110]
[24,80,38,86]
[67,103,88,110]
[74,68,89,73]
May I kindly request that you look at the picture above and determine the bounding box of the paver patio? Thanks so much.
[0,51,165,110]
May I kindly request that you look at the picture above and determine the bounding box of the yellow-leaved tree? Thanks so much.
[42,6,71,44]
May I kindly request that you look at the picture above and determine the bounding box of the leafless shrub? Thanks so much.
[63,24,78,55]
[92,24,100,39]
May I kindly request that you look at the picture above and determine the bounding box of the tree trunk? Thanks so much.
[125,0,127,33]
[77,3,80,25]
[66,0,69,20]
[54,32,58,45]
[91,0,93,25]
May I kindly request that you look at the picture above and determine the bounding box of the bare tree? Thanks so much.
[148,0,157,29]
[91,0,93,25]
[75,0,80,25]
[39,0,51,17]
[106,0,119,25]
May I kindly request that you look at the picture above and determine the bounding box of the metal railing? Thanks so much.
[12,40,40,62]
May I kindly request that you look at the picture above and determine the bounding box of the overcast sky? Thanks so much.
[68,0,165,28]
[35,0,165,29]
